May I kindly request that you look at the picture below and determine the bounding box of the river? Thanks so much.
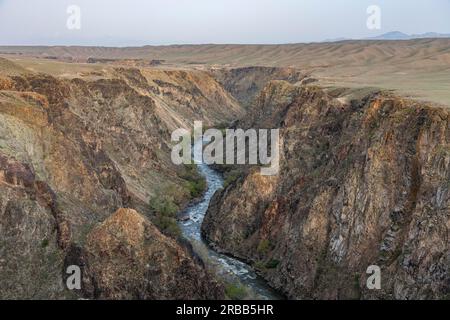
[178,161,282,300]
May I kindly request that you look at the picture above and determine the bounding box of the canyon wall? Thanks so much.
[65,208,224,299]
[202,81,449,299]
[209,66,309,108]
[0,58,238,298]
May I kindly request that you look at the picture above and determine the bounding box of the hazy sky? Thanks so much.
[0,0,449,46]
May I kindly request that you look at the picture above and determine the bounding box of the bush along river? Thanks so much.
[178,161,282,300]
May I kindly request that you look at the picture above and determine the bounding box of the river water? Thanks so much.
[178,161,282,300]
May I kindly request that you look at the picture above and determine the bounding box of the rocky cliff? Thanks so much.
[1,55,448,300]
[0,58,237,299]
[209,66,309,108]
[202,81,449,299]
[65,208,224,299]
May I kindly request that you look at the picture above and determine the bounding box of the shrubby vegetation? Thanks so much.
[41,238,49,248]
[149,189,181,238]
[149,164,207,238]
[254,239,280,270]
[181,164,207,198]
[264,259,280,269]
[257,239,271,255]
[225,282,248,300]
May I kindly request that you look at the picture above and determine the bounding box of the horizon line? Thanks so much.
[1,38,449,49]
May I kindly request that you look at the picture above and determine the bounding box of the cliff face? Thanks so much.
[0,59,237,299]
[209,66,309,108]
[65,208,224,300]
[140,68,244,129]
[202,81,450,299]
[0,153,67,298]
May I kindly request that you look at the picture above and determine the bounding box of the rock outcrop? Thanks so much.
[202,81,450,299]
[0,153,67,299]
[209,66,309,108]
[65,208,224,299]
[140,68,244,129]
[0,58,239,299]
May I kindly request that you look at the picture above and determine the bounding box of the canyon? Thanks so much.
[0,55,301,299]
[0,40,449,300]
[202,82,449,299]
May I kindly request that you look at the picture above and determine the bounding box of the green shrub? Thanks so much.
[153,214,181,238]
[41,238,49,248]
[257,239,271,255]
[149,195,178,216]
[265,259,280,269]
[223,170,240,188]
[351,273,362,300]
[253,261,266,271]
[186,179,206,198]
[225,283,247,300]
[149,190,181,238]
[181,164,207,198]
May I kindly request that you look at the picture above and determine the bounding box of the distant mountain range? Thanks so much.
[324,31,450,42]
[368,31,450,40]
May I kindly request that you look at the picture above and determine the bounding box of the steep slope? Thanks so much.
[209,66,309,108]
[65,208,224,299]
[202,81,449,299]
[116,67,244,130]
[0,58,240,299]
[0,152,67,298]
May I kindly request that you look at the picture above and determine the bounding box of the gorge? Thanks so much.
[0,41,449,300]
[202,83,449,300]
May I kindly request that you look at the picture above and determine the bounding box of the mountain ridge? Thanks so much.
[367,31,450,40]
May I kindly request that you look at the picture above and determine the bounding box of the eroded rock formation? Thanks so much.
[202,81,450,299]
[65,208,224,299]
[0,58,238,299]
